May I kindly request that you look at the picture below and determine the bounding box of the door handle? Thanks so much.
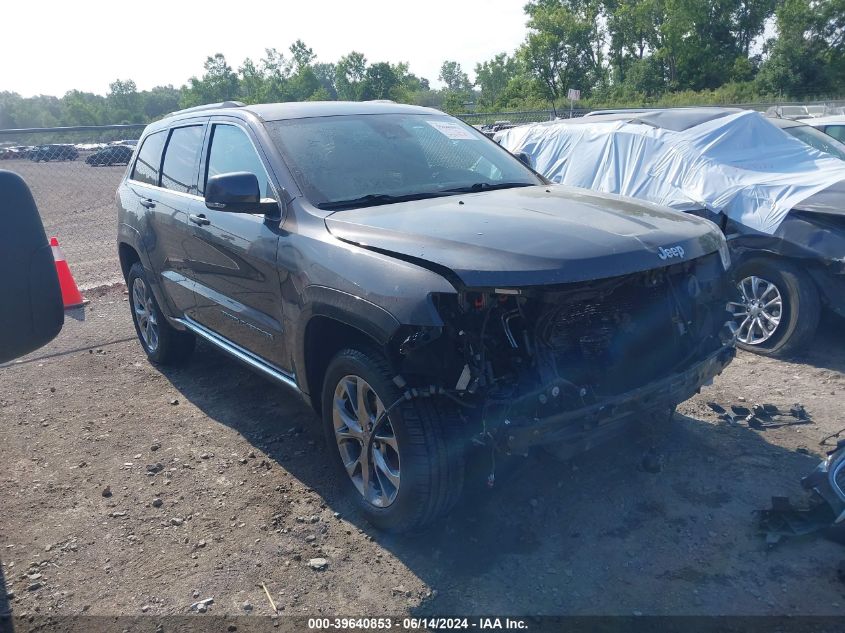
[139,199,156,209]
[189,213,211,226]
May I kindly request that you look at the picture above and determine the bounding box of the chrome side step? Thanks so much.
[175,317,300,393]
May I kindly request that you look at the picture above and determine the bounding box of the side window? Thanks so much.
[161,126,204,194]
[131,131,167,186]
[205,124,274,199]
[826,125,845,142]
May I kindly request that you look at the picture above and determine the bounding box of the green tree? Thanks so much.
[732,0,778,57]
[288,66,322,101]
[496,75,549,109]
[520,0,605,108]
[238,58,266,103]
[438,60,472,92]
[757,0,845,96]
[142,86,181,120]
[475,53,518,108]
[181,54,240,107]
[290,40,316,71]
[388,63,431,103]
[107,79,142,123]
[335,52,368,100]
[0,92,22,128]
[361,62,400,100]
[62,90,105,126]
[259,48,293,101]
[313,62,338,99]
[441,90,470,113]
[604,0,659,85]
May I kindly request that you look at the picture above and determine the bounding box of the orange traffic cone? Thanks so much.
[50,237,87,309]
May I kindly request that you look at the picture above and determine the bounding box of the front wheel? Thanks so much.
[127,262,195,365]
[727,258,820,357]
[321,347,465,532]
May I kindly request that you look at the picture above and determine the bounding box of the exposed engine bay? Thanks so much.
[397,252,736,451]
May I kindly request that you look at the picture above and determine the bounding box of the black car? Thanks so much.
[86,144,134,166]
[30,144,79,162]
[117,101,735,531]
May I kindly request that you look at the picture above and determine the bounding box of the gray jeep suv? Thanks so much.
[117,101,736,531]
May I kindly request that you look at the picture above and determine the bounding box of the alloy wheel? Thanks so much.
[332,375,401,507]
[728,275,783,345]
[132,277,160,353]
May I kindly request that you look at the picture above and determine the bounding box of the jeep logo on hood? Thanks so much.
[657,245,685,260]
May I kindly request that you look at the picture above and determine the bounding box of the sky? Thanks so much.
[2,0,529,97]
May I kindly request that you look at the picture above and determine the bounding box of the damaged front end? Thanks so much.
[395,252,736,455]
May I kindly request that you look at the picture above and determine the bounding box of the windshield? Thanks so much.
[266,113,542,209]
[783,125,845,161]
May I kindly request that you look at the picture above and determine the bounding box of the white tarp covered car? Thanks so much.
[497,108,845,357]
[496,108,845,235]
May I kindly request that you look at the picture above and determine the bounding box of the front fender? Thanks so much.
[292,286,402,398]
[301,285,403,348]
[291,282,455,399]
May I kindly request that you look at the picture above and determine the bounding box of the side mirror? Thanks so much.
[515,152,532,168]
[0,170,64,363]
[205,172,262,213]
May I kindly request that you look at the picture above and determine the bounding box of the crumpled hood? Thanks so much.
[325,185,724,288]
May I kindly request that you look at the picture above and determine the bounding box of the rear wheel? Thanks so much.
[727,257,820,357]
[321,347,465,532]
[127,262,195,365]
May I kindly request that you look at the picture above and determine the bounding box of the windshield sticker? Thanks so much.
[426,120,478,140]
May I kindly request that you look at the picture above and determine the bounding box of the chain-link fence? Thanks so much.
[3,99,845,290]
[0,124,145,289]
[458,109,567,128]
[456,99,845,131]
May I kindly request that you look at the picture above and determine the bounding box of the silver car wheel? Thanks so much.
[728,275,783,345]
[332,375,400,508]
[132,277,160,353]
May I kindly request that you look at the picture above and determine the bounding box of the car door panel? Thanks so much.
[140,124,207,319]
[185,121,289,370]
[123,130,195,317]
[186,212,286,365]
[152,191,207,319]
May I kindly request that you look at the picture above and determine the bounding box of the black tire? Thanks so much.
[127,262,195,365]
[731,257,820,357]
[321,347,465,532]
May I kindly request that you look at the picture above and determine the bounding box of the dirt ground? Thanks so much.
[3,158,126,289]
[1,285,844,619]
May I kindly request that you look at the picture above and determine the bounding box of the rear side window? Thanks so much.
[161,126,204,194]
[131,131,167,186]
[205,124,274,199]
[825,125,845,143]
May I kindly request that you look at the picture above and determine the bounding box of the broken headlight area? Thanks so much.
[396,252,735,451]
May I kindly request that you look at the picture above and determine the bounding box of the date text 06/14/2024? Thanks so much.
[307,617,529,630]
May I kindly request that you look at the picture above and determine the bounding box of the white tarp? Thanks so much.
[496,110,845,234]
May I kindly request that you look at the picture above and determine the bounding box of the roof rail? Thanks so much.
[166,101,246,118]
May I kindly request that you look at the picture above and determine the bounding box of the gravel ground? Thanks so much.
[3,157,126,289]
[1,286,844,619]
